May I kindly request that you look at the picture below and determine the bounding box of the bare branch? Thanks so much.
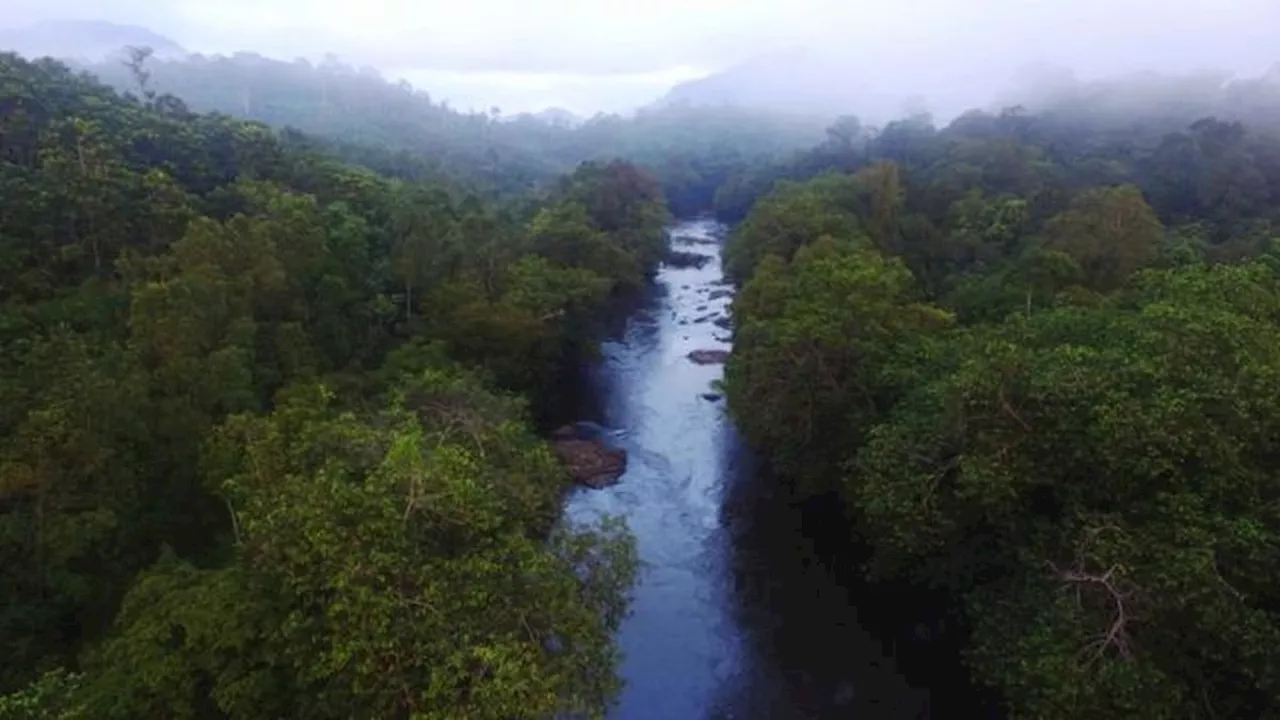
[1047,525,1141,667]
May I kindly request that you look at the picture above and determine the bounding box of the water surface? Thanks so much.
[565,218,930,719]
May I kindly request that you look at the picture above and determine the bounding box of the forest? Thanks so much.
[3,38,1280,719]
[0,51,669,718]
[722,69,1280,718]
[77,49,826,211]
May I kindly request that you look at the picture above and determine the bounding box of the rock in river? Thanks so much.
[688,349,730,365]
[713,316,733,330]
[708,289,732,300]
[551,433,628,489]
[701,393,723,402]
[664,250,711,269]
[673,233,719,246]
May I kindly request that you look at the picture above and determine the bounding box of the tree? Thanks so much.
[77,377,636,719]
[854,263,1280,718]
[0,53,659,710]
[1042,185,1162,291]
[391,186,456,320]
[853,161,905,252]
[726,235,951,492]
[723,173,861,281]
[121,46,155,106]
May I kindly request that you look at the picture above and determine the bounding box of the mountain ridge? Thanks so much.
[0,19,187,63]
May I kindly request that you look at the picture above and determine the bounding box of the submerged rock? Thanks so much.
[713,316,733,330]
[693,314,714,324]
[551,434,628,489]
[688,349,730,365]
[701,393,723,402]
[665,250,711,269]
[708,289,732,300]
[674,233,718,246]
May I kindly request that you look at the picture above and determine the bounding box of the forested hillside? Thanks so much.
[722,72,1280,718]
[0,52,672,718]
[8,32,1280,719]
[74,50,824,209]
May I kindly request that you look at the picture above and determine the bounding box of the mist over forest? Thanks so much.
[3,2,1280,719]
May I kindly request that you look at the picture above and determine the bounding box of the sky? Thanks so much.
[2,0,1278,115]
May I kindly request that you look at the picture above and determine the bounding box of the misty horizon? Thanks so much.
[2,0,1278,118]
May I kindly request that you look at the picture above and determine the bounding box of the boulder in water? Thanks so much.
[708,289,732,300]
[665,250,711,269]
[688,349,730,365]
[701,392,723,401]
[550,434,628,489]
[674,233,718,246]
[713,316,733,330]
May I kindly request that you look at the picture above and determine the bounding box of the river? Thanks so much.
[564,218,932,719]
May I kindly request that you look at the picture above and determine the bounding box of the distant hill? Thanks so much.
[650,48,944,123]
[656,49,859,119]
[528,107,583,128]
[656,43,1280,126]
[0,19,186,63]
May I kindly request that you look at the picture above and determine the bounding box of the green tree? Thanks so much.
[854,263,1280,718]
[78,376,637,719]
[1042,185,1163,291]
[723,172,861,281]
[726,235,951,492]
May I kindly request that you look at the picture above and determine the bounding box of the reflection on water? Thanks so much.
[564,219,930,719]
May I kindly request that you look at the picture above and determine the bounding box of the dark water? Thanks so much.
[564,219,932,719]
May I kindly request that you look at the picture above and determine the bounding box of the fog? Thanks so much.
[2,0,1277,116]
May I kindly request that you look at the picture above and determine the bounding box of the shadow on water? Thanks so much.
[562,218,988,719]
[711,438,934,719]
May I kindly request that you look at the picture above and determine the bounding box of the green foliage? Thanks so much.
[1042,185,1163,291]
[10,35,1280,720]
[854,263,1280,717]
[718,71,1280,719]
[723,172,861,281]
[0,670,85,720]
[0,52,652,715]
[727,236,951,492]
[74,378,637,719]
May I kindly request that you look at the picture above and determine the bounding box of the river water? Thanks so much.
[565,219,932,719]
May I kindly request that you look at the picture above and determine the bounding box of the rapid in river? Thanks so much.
[564,219,933,719]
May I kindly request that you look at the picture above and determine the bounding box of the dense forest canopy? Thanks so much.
[711,65,1280,223]
[5,27,1280,720]
[0,51,676,718]
[721,60,1280,720]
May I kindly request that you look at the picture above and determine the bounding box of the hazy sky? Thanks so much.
[3,0,1278,114]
